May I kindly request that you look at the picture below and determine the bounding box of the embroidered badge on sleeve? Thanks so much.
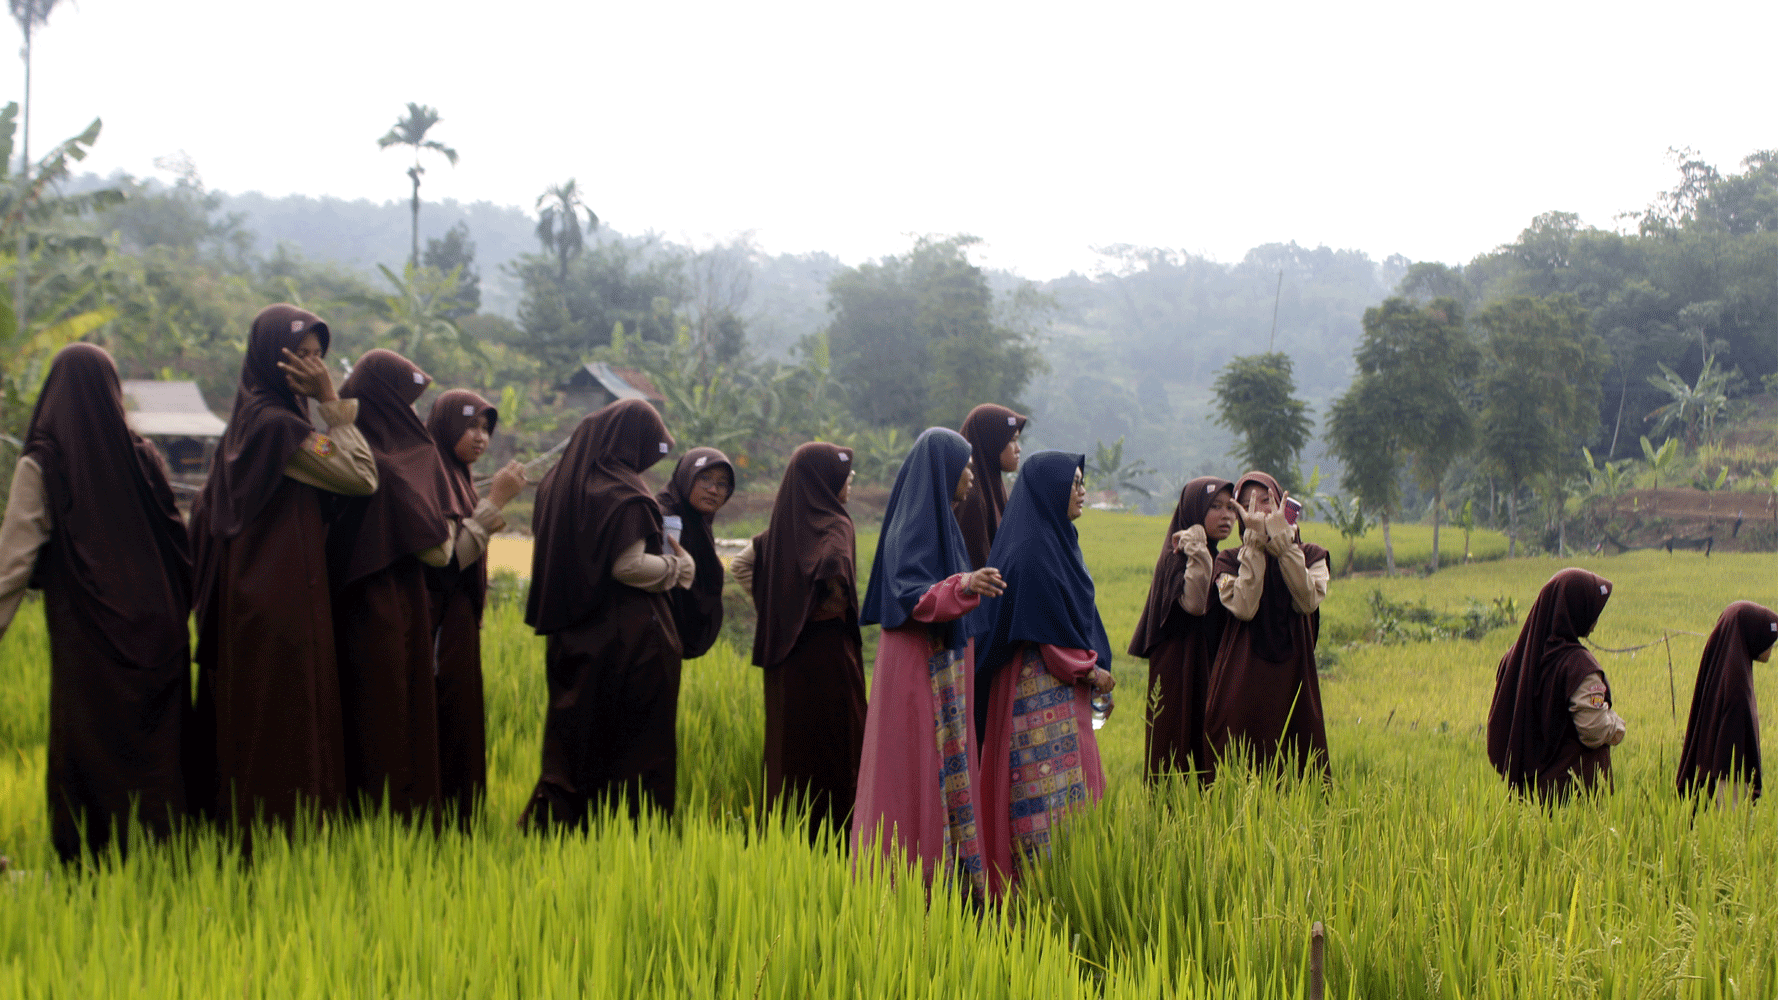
[309,434,335,458]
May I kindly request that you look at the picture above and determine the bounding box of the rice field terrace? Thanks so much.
[4,511,1777,998]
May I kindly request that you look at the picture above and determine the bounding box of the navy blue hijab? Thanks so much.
[971,451,1113,731]
[860,427,975,652]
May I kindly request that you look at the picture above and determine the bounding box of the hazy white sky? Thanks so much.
[11,0,1774,276]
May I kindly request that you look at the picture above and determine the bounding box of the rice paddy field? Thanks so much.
[4,510,1778,997]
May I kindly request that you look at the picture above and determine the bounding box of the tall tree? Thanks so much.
[826,236,1045,431]
[1351,296,1479,570]
[1325,378,1402,573]
[1210,352,1314,491]
[1474,295,1608,556]
[535,179,598,285]
[376,103,458,270]
[9,0,62,337]
[421,221,480,318]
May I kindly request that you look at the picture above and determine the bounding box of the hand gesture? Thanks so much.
[963,567,1006,598]
[488,460,527,509]
[1171,523,1207,554]
[278,348,337,403]
[1090,667,1116,694]
[1229,498,1268,543]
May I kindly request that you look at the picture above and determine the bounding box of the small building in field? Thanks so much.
[557,362,665,413]
[121,380,227,477]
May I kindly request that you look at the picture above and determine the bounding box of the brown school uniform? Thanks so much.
[187,305,378,830]
[0,344,193,862]
[655,447,736,661]
[1204,472,1332,781]
[1129,476,1233,780]
[327,349,455,820]
[521,399,692,828]
[731,442,865,838]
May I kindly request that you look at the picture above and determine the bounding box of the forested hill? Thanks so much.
[150,179,1398,488]
[1025,245,1406,492]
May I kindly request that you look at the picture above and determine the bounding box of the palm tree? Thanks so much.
[9,0,62,337]
[535,180,598,284]
[376,103,458,270]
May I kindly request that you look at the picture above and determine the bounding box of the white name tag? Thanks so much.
[1007,416,1017,426]
[659,442,670,453]
[462,404,475,416]
[289,320,305,333]
[693,456,707,467]
[413,371,426,385]
[839,453,850,462]
[1600,585,1609,595]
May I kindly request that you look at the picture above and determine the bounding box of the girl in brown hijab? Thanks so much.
[955,404,1027,570]
[324,349,458,820]
[1676,600,1776,804]
[655,447,736,660]
[186,305,378,830]
[424,390,527,826]
[1129,476,1237,780]
[521,398,695,828]
[0,344,192,863]
[1203,471,1333,780]
[729,442,864,838]
[1486,568,1626,800]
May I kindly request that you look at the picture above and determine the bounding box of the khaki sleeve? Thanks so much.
[0,457,51,638]
[1216,535,1268,621]
[452,499,506,568]
[728,541,756,601]
[284,399,378,497]
[1570,672,1626,749]
[611,537,691,593]
[673,542,695,590]
[1278,543,1329,615]
[1176,527,1213,616]
[416,530,451,568]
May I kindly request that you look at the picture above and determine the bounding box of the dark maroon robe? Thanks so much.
[1203,472,1331,781]
[328,350,451,820]
[425,389,498,825]
[521,399,683,827]
[187,305,347,830]
[1486,568,1616,800]
[1129,476,1233,780]
[1676,601,1775,800]
[751,443,864,838]
[22,344,193,862]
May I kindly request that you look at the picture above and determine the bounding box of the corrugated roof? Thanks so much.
[562,362,664,402]
[121,380,228,438]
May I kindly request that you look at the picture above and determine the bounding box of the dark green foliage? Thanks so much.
[1361,589,1519,644]
[825,236,1045,432]
[510,237,689,369]
[1210,351,1314,491]
[422,221,480,318]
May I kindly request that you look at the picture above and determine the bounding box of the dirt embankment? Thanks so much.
[1581,488,1778,553]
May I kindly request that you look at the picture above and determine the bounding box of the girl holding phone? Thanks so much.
[1202,471,1333,781]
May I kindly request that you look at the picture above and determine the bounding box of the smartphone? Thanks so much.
[1283,497,1303,525]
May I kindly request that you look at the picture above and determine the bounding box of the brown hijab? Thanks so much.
[329,349,452,586]
[655,447,735,659]
[750,442,857,669]
[426,389,496,522]
[202,304,329,539]
[526,398,675,635]
[1129,476,1233,658]
[1486,568,1614,791]
[1217,471,1329,662]
[22,343,192,667]
[425,389,497,618]
[1677,600,1777,799]
[955,404,1027,569]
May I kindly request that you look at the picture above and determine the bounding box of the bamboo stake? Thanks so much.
[1309,921,1325,1000]
[1663,630,1677,723]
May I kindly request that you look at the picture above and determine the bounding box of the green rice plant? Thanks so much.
[2,526,1776,996]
